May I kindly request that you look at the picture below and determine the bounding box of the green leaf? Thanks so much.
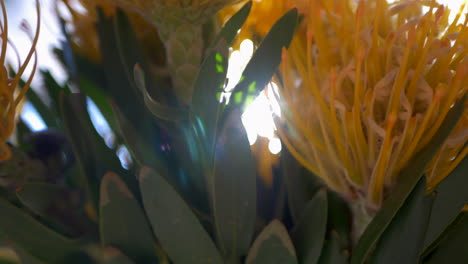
[327,191,352,250]
[423,154,468,248]
[213,109,256,259]
[424,213,468,263]
[191,39,229,158]
[60,93,133,211]
[96,9,156,140]
[16,183,65,217]
[139,167,223,264]
[371,177,434,264]
[133,65,188,121]
[214,1,252,46]
[351,95,466,264]
[281,148,322,224]
[0,197,79,263]
[291,189,328,264]
[110,102,165,170]
[25,88,57,128]
[41,69,70,118]
[99,172,157,263]
[245,220,298,264]
[317,231,348,264]
[229,8,298,107]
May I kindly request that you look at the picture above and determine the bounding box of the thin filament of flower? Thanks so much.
[304,24,356,186]
[13,11,41,91]
[406,5,436,104]
[397,85,444,168]
[368,113,397,205]
[0,0,8,65]
[399,62,467,169]
[329,68,355,183]
[386,27,416,122]
[351,47,368,187]
[281,48,327,153]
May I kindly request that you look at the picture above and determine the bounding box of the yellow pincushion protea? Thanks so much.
[273,0,468,208]
[0,0,40,160]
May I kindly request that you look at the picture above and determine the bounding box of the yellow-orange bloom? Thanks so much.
[0,0,40,160]
[274,0,467,208]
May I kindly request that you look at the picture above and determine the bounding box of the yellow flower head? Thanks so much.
[0,0,40,160]
[275,0,468,208]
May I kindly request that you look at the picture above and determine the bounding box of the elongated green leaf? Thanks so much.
[96,9,144,116]
[41,69,70,117]
[291,189,328,264]
[191,39,229,157]
[0,198,79,263]
[317,231,348,264]
[133,65,188,121]
[213,109,256,259]
[100,172,156,263]
[192,2,251,163]
[60,93,132,210]
[214,1,252,45]
[229,8,298,107]
[372,177,434,264]
[96,9,158,144]
[423,154,468,248]
[246,220,298,264]
[327,191,352,250]
[351,95,465,264]
[25,88,57,128]
[281,148,324,224]
[110,102,165,169]
[139,167,223,264]
[424,213,468,263]
[16,183,64,217]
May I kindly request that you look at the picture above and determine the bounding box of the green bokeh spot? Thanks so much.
[216,64,224,73]
[248,81,256,93]
[234,92,243,104]
[215,53,224,63]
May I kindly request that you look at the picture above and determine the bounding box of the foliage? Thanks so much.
[0,1,466,264]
